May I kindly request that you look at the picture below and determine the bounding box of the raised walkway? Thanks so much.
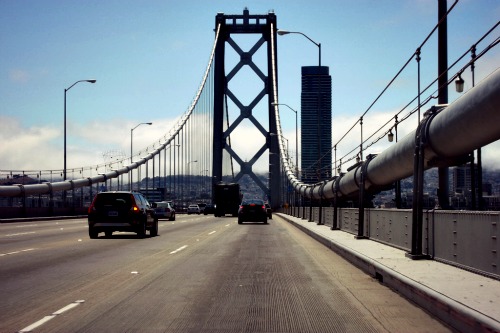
[277,213,500,333]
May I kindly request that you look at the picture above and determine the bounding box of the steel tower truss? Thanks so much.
[213,9,280,208]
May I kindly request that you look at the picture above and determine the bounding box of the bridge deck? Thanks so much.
[278,213,500,333]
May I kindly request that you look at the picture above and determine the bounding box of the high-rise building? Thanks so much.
[301,66,332,183]
[453,164,478,193]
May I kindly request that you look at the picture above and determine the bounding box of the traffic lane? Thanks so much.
[0,218,88,254]
[1,215,229,332]
[25,216,449,333]
[0,214,217,254]
[0,218,87,238]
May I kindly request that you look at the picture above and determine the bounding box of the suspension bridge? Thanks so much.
[1,7,500,262]
[1,6,500,331]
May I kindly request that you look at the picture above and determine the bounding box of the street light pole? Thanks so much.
[166,144,180,199]
[277,29,321,180]
[187,160,198,203]
[130,122,153,191]
[277,30,321,66]
[271,103,299,177]
[64,79,96,181]
[270,133,289,159]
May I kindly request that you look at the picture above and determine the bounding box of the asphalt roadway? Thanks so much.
[279,213,500,333]
[1,214,456,332]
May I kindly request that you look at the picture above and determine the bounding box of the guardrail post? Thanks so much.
[308,188,314,222]
[406,106,443,259]
[317,182,324,225]
[18,185,26,218]
[302,189,307,219]
[356,158,371,239]
[331,175,342,230]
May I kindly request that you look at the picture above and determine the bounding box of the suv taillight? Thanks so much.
[130,195,140,212]
[88,196,97,214]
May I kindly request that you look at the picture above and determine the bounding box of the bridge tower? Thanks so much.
[212,9,280,209]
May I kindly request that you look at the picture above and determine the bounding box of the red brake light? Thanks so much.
[130,194,140,212]
[250,203,256,206]
[88,196,97,214]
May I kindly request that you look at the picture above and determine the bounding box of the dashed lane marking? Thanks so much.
[18,300,85,332]
[170,245,188,254]
[5,231,36,237]
[0,248,35,257]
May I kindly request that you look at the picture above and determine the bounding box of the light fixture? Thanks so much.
[356,154,361,163]
[64,79,97,181]
[388,129,394,142]
[455,73,464,93]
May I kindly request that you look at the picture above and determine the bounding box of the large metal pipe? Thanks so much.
[2,69,499,200]
[305,67,500,200]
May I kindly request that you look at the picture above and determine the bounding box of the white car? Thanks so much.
[152,201,176,221]
[187,204,201,215]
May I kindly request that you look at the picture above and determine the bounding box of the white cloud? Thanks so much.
[8,69,30,83]
[1,105,499,180]
[0,116,59,170]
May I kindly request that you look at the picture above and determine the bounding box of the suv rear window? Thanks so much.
[94,193,133,208]
[241,199,264,205]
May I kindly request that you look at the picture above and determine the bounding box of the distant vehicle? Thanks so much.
[197,203,207,212]
[87,191,158,238]
[214,182,242,217]
[203,204,215,215]
[187,204,201,215]
[152,201,176,221]
[265,203,272,219]
[238,199,268,224]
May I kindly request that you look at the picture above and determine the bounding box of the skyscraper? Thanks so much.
[301,66,332,183]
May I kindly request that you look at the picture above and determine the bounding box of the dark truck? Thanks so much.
[214,182,242,217]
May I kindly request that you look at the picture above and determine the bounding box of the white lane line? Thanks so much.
[208,231,216,235]
[15,224,38,228]
[19,315,55,333]
[52,300,84,315]
[225,224,231,227]
[19,300,84,332]
[170,245,188,254]
[5,231,36,237]
[0,248,35,257]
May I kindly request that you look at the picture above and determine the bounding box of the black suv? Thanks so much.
[238,199,268,224]
[88,191,158,238]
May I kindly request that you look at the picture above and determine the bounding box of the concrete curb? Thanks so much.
[279,213,500,333]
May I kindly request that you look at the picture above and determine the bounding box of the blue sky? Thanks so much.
[1,0,499,173]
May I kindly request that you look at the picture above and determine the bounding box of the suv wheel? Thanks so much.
[137,220,146,238]
[89,228,98,239]
[150,219,158,237]
[169,213,175,221]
